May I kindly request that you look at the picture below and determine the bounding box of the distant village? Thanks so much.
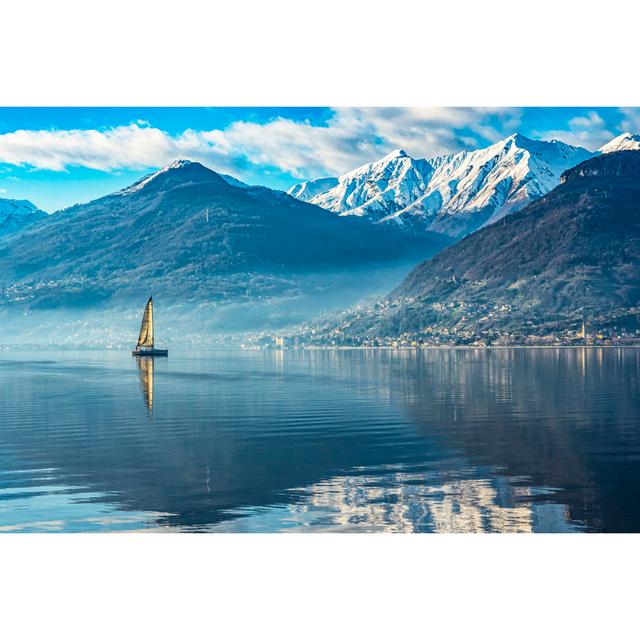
[240,326,640,350]
[240,298,640,350]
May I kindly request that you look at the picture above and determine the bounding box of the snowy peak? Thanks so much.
[502,132,527,147]
[0,198,48,236]
[488,132,584,160]
[165,159,194,170]
[287,177,339,201]
[380,148,408,161]
[599,132,640,154]
[342,147,416,179]
[391,135,593,235]
[288,134,594,237]
[119,159,230,195]
[306,149,435,220]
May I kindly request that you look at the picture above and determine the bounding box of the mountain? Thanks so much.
[0,198,47,236]
[306,151,640,344]
[288,134,595,237]
[219,173,250,189]
[0,159,449,342]
[599,132,640,154]
[287,176,339,201]
[292,150,435,221]
[389,134,595,236]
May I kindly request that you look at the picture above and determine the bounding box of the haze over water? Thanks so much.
[1,348,639,533]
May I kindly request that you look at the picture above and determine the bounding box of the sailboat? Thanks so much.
[132,296,168,357]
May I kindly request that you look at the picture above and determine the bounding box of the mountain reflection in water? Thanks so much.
[0,348,638,532]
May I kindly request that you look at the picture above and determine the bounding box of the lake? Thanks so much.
[1,347,639,532]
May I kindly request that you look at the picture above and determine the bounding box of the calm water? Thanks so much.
[0,348,639,533]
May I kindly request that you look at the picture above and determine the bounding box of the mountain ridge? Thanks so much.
[288,132,639,238]
[0,198,48,236]
[0,159,450,341]
[300,150,640,345]
[599,132,640,154]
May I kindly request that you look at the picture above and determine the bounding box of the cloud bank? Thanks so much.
[531,110,616,150]
[0,108,522,180]
[0,107,636,181]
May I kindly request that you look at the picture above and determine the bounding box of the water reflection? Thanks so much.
[286,474,577,533]
[0,348,638,532]
[136,356,154,414]
[392,348,640,532]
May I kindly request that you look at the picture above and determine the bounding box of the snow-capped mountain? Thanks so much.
[599,132,640,154]
[288,177,339,201]
[288,134,595,237]
[116,158,251,194]
[323,150,640,343]
[291,150,435,222]
[0,198,47,236]
[388,134,595,236]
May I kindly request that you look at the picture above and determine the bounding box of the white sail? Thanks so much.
[136,297,154,349]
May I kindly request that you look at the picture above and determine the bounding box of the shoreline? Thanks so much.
[292,344,640,351]
[2,344,640,353]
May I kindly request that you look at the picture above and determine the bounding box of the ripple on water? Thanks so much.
[0,349,638,532]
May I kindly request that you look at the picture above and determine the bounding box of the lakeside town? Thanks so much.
[239,299,640,349]
[240,323,640,350]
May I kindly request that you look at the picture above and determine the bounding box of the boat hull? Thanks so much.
[132,349,168,357]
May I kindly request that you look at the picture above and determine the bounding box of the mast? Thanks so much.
[136,297,154,349]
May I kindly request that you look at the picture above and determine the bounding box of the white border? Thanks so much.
[1,2,639,638]
[2,0,639,106]
[0,534,637,639]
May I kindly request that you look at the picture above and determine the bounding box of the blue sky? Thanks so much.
[0,107,637,212]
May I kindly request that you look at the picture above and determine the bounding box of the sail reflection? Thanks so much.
[136,356,154,414]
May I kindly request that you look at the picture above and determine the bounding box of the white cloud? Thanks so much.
[0,107,523,180]
[0,125,175,172]
[532,110,615,151]
[619,108,640,134]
